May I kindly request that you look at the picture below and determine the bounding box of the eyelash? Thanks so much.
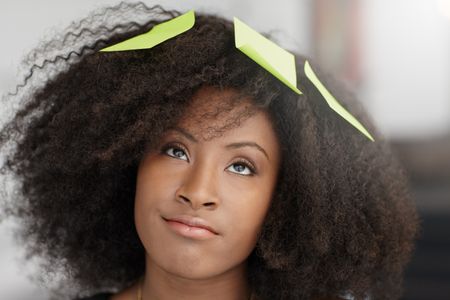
[160,142,257,176]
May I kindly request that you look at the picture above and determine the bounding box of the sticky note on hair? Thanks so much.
[234,17,302,95]
[100,10,195,52]
[304,61,374,142]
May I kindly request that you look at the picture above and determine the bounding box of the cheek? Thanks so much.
[134,158,179,242]
[224,184,274,247]
[135,156,179,209]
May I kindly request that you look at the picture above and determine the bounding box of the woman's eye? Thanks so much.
[161,144,255,176]
[226,161,256,176]
[162,145,189,161]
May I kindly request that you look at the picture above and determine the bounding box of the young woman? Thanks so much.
[0,2,419,300]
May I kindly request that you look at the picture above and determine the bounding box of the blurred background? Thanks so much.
[0,0,449,299]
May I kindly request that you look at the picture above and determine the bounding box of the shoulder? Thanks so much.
[72,292,113,300]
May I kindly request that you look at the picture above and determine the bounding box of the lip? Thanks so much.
[162,215,219,239]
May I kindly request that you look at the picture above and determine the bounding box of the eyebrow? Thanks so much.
[169,126,270,161]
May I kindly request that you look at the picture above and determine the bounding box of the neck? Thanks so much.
[141,253,252,300]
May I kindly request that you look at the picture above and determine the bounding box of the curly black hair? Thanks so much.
[0,2,419,300]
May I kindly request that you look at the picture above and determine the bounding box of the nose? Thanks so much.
[175,159,220,210]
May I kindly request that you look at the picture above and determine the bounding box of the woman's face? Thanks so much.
[135,86,281,280]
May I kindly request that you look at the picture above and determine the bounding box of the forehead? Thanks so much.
[176,86,263,141]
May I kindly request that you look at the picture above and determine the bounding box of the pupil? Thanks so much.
[174,149,183,157]
[235,164,244,172]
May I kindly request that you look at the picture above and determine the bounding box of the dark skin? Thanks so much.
[111,86,281,300]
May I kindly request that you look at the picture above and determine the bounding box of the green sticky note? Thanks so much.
[100,10,195,52]
[304,61,375,142]
[234,17,302,95]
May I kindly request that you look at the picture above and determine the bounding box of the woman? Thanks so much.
[0,2,419,299]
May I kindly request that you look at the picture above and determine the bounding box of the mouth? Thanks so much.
[162,216,218,240]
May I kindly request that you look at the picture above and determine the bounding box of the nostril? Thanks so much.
[181,196,190,203]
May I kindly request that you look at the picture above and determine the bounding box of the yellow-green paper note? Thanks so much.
[304,61,374,142]
[234,17,302,95]
[100,10,195,52]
